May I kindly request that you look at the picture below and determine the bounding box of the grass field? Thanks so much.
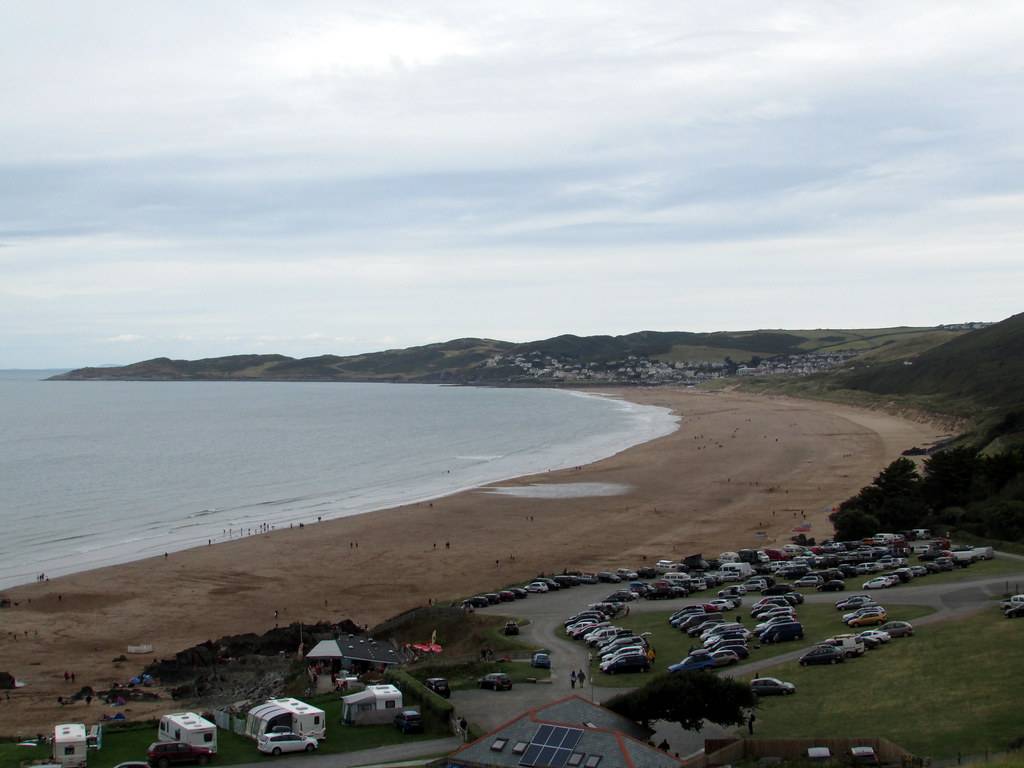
[742,610,1024,758]
[588,603,934,688]
[0,693,445,768]
[406,658,550,691]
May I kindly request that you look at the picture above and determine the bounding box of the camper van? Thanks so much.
[340,685,404,726]
[245,698,326,741]
[159,713,217,753]
[52,724,88,768]
[720,562,755,580]
[663,571,690,586]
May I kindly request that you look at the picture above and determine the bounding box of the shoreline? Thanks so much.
[0,388,945,731]
[0,386,678,590]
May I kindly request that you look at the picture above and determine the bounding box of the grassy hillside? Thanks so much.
[51,326,966,383]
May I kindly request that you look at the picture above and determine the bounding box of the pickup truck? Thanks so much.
[1000,594,1024,611]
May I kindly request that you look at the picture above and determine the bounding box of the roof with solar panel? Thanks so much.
[447,696,682,768]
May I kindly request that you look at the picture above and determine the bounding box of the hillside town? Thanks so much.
[480,350,860,385]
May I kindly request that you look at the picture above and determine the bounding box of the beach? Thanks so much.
[0,388,944,731]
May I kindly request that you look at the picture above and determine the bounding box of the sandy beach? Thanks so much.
[0,388,945,731]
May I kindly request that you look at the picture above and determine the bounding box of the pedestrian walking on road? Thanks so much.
[570,670,577,689]
[747,713,756,735]
[578,669,586,685]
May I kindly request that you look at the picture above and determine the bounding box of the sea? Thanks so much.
[0,371,677,589]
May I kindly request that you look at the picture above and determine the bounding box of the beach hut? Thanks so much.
[244,698,326,740]
[159,712,217,753]
[52,724,88,768]
[340,685,403,726]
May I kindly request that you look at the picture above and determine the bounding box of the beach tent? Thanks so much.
[52,724,88,768]
[159,713,217,753]
[244,698,325,740]
[341,685,403,726]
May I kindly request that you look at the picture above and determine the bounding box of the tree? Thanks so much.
[829,506,880,541]
[837,458,926,532]
[923,447,980,511]
[604,671,755,731]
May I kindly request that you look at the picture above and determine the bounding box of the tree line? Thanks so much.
[830,446,1024,542]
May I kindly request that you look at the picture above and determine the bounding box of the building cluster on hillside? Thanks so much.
[480,348,857,385]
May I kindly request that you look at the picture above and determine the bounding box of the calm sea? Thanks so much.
[0,372,676,588]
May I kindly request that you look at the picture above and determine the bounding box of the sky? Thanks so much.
[2,2,1023,368]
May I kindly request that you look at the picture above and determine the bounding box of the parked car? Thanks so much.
[818,580,846,592]
[424,677,450,698]
[478,673,513,690]
[503,620,520,636]
[597,572,622,583]
[256,733,318,756]
[878,621,914,637]
[531,652,552,669]
[856,630,891,648]
[794,575,823,589]
[498,590,516,602]
[393,711,424,735]
[509,587,529,599]
[601,654,651,674]
[835,595,876,611]
[1005,604,1024,619]
[526,581,549,593]
[863,576,894,590]
[759,621,804,644]
[147,742,215,767]
[798,645,846,666]
[709,649,740,667]
[577,573,599,584]
[750,677,796,696]
[667,654,716,673]
[847,611,888,628]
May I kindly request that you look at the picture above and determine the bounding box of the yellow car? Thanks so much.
[847,611,888,628]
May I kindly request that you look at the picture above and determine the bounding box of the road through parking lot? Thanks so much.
[456,556,1024,753]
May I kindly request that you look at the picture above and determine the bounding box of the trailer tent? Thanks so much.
[159,713,217,752]
[52,724,88,768]
[245,698,326,740]
[341,685,403,726]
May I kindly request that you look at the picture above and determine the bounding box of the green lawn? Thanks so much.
[590,603,934,688]
[0,694,445,768]
[740,610,1024,758]
[898,557,1024,588]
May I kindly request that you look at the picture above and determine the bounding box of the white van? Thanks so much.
[52,724,88,768]
[721,562,754,580]
[159,713,217,753]
[663,571,689,585]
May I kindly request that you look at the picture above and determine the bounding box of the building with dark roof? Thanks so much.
[445,696,681,768]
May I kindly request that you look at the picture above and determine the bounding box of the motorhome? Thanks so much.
[159,713,217,753]
[52,724,88,768]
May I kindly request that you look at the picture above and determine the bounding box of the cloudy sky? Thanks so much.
[2,1,1023,367]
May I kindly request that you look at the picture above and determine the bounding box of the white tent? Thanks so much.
[245,698,326,740]
[341,685,403,726]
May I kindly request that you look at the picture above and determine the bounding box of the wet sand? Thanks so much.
[0,388,944,731]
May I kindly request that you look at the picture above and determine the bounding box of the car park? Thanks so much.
[257,733,318,756]
[878,621,914,637]
[751,677,796,696]
[393,711,424,735]
[478,673,513,690]
[799,644,846,666]
[147,742,215,767]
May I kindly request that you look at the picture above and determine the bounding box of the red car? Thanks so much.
[147,742,214,768]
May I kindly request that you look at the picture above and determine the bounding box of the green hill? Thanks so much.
[49,324,972,386]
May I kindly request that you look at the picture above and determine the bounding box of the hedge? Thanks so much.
[383,668,454,729]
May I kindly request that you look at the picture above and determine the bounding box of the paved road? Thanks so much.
[229,737,462,768]
[458,557,1024,754]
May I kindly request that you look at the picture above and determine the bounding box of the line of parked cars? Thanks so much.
[562,606,653,675]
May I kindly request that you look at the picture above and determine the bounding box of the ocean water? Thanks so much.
[0,372,677,588]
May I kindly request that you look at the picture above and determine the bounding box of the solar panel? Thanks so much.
[561,730,584,751]
[521,745,543,767]
[520,726,585,768]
